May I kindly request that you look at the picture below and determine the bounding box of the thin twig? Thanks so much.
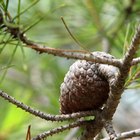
[0,90,99,121]
[102,128,140,140]
[32,119,92,140]
[131,57,140,65]
[13,33,123,68]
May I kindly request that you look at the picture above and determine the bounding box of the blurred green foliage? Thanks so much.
[0,0,140,140]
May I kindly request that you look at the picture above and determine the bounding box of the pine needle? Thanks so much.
[23,16,44,33]
[61,16,88,51]
[12,0,40,21]
[0,41,19,83]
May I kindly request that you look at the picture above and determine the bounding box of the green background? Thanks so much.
[0,0,140,140]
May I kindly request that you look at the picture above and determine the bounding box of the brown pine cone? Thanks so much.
[59,52,116,114]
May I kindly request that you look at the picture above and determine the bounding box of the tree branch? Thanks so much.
[131,57,140,65]
[79,25,140,140]
[104,121,117,140]
[32,119,92,140]
[0,8,122,68]
[102,128,140,140]
[103,25,140,119]
[0,90,99,121]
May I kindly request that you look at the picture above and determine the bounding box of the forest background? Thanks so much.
[0,0,140,140]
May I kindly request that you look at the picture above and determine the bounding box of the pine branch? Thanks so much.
[102,128,140,140]
[131,57,140,65]
[79,25,140,140]
[104,121,117,140]
[103,25,140,119]
[0,8,122,68]
[32,119,92,140]
[0,90,99,121]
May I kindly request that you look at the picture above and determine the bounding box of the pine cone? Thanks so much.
[59,52,116,114]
